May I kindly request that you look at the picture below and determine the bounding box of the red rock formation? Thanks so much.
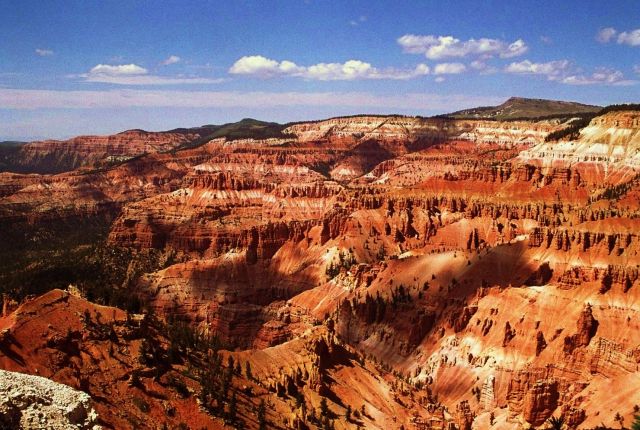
[2,108,640,429]
[522,380,560,426]
[454,400,475,430]
[0,290,223,429]
[564,304,599,354]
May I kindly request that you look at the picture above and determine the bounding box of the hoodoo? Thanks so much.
[2,96,640,429]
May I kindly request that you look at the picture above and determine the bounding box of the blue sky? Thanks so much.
[1,0,639,140]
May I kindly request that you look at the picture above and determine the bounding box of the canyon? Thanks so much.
[1,98,639,429]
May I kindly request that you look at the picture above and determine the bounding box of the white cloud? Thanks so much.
[397,34,528,59]
[596,27,617,43]
[229,56,298,77]
[469,60,498,74]
[78,63,222,85]
[434,76,445,83]
[161,55,181,65]
[433,62,466,75]
[505,59,635,86]
[90,64,148,76]
[350,15,367,26]
[597,27,640,46]
[35,48,54,57]
[229,55,430,80]
[305,61,373,80]
[618,29,640,46]
[504,59,570,80]
[503,39,528,58]
[561,68,636,86]
[634,65,640,74]
[540,36,553,45]
[84,75,225,85]
[0,88,504,112]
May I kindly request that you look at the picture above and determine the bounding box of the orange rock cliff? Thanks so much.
[1,102,640,429]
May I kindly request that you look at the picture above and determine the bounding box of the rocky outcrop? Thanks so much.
[519,110,640,171]
[503,321,517,347]
[0,369,100,429]
[564,304,599,354]
[535,330,547,356]
[285,114,563,151]
[0,289,227,429]
[522,380,560,426]
[507,372,560,427]
[454,400,475,430]
[449,305,478,333]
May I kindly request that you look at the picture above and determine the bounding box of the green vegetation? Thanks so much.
[173,118,292,151]
[308,397,336,430]
[0,141,26,171]
[132,397,151,413]
[257,399,267,430]
[548,415,565,430]
[227,391,238,424]
[167,318,227,363]
[590,173,640,203]
[544,114,596,141]
[443,97,600,121]
[320,397,330,417]
[244,361,253,380]
[0,214,169,312]
[598,103,640,114]
[325,248,357,279]
[284,113,425,127]
[545,103,640,143]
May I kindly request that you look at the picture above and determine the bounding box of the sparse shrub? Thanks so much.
[245,361,253,380]
[257,399,267,430]
[548,415,565,430]
[166,374,190,398]
[132,397,150,413]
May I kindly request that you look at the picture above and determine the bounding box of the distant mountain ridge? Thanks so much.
[445,96,601,120]
[0,119,290,174]
[1,99,629,175]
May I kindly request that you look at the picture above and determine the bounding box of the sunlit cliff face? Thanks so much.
[2,108,640,429]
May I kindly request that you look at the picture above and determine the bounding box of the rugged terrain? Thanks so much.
[0,368,100,429]
[1,98,640,429]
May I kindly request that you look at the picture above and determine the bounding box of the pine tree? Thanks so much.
[548,416,565,430]
[632,414,640,430]
[228,391,237,423]
[220,365,233,403]
[320,397,330,417]
[199,367,213,407]
[245,361,253,380]
[227,355,235,370]
[257,399,267,430]
[322,416,334,430]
